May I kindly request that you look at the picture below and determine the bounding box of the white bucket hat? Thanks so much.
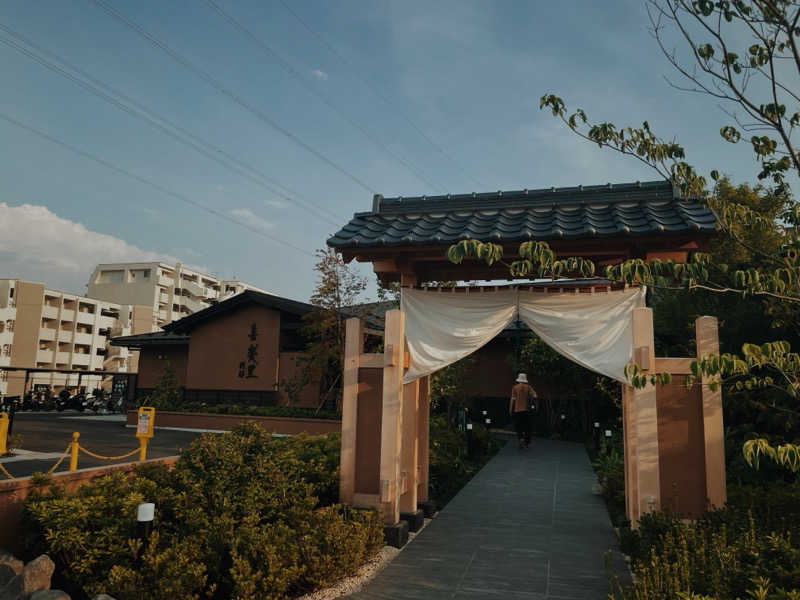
[516,373,528,383]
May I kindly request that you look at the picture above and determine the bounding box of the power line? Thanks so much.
[0,23,342,227]
[88,0,379,196]
[205,0,447,195]
[279,0,491,192]
[0,112,315,258]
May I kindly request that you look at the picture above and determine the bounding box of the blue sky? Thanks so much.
[0,0,794,301]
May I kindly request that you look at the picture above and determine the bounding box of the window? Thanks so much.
[0,371,7,382]
[97,269,124,284]
[6,320,13,332]
[2,344,10,356]
[130,268,151,281]
[0,322,4,333]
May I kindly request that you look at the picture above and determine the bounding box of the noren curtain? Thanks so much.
[400,286,645,384]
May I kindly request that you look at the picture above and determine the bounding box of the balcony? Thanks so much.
[37,349,54,363]
[39,328,56,341]
[58,330,73,343]
[71,353,90,367]
[60,309,74,322]
[73,332,93,345]
[42,305,59,319]
[56,351,70,364]
[76,311,95,325]
[158,274,173,287]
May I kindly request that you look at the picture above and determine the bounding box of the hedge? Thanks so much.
[23,424,380,600]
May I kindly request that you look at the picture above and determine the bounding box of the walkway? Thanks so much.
[352,438,629,599]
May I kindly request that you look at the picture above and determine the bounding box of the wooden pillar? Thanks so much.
[621,383,638,524]
[696,316,726,509]
[631,307,660,520]
[339,317,363,505]
[399,379,419,514]
[417,375,430,503]
[379,309,405,525]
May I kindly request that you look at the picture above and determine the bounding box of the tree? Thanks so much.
[145,361,182,410]
[449,0,800,471]
[289,249,367,412]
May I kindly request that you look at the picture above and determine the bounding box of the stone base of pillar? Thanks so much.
[418,500,436,518]
[401,509,425,532]
[383,521,409,548]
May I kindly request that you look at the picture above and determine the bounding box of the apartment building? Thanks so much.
[0,279,153,396]
[87,262,270,328]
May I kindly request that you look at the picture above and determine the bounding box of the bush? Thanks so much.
[172,402,341,421]
[428,415,500,508]
[612,482,800,600]
[24,423,382,600]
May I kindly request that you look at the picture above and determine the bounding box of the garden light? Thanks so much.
[137,502,155,540]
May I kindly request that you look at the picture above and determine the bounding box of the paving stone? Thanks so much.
[350,438,630,599]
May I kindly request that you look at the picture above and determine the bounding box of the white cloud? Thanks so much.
[311,69,328,81]
[0,203,180,294]
[229,207,274,230]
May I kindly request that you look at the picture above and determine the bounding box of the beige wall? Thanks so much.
[7,281,44,394]
[186,305,280,391]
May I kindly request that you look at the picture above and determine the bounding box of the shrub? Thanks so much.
[611,482,800,600]
[160,402,341,421]
[24,423,382,600]
[428,414,500,508]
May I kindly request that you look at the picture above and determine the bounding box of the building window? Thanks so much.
[5,320,13,332]
[2,344,10,356]
[98,269,124,284]
[0,322,4,333]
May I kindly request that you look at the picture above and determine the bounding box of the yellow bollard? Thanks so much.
[69,432,80,471]
[136,406,155,462]
[0,413,8,455]
[138,437,148,462]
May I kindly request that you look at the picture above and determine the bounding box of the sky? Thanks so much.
[1,0,796,302]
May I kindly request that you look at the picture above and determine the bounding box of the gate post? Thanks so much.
[379,309,405,527]
[417,375,431,507]
[629,307,661,523]
[696,316,726,509]
[339,317,363,505]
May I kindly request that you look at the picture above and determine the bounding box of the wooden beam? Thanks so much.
[697,316,726,509]
[417,375,430,503]
[631,307,660,523]
[339,317,363,505]
[359,353,384,369]
[654,357,694,374]
[379,309,405,525]
[399,379,419,514]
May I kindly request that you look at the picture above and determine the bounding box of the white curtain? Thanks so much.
[400,286,645,384]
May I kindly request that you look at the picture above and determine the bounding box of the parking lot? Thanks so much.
[1,412,207,478]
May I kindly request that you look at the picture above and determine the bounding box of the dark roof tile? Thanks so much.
[328,180,715,248]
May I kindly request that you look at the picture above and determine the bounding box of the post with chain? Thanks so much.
[68,432,80,472]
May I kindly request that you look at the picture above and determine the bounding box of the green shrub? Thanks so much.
[24,424,381,600]
[428,415,501,508]
[164,402,341,421]
[612,482,800,600]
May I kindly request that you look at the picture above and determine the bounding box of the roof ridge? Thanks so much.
[373,180,675,215]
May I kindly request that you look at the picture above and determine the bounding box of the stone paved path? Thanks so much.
[351,438,629,599]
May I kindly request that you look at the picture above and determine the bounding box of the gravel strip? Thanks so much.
[298,518,432,599]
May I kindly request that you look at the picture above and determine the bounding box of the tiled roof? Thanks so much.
[327,181,716,248]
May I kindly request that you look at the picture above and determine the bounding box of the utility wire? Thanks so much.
[0,23,342,226]
[205,0,447,195]
[0,112,315,257]
[88,0,379,196]
[279,0,490,192]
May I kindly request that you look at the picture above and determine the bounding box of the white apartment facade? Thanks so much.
[0,279,153,396]
[87,262,270,328]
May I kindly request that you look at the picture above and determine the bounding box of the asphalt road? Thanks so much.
[1,412,206,478]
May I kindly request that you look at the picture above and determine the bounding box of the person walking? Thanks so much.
[509,373,537,449]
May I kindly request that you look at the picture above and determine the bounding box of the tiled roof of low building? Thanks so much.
[327,180,716,248]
